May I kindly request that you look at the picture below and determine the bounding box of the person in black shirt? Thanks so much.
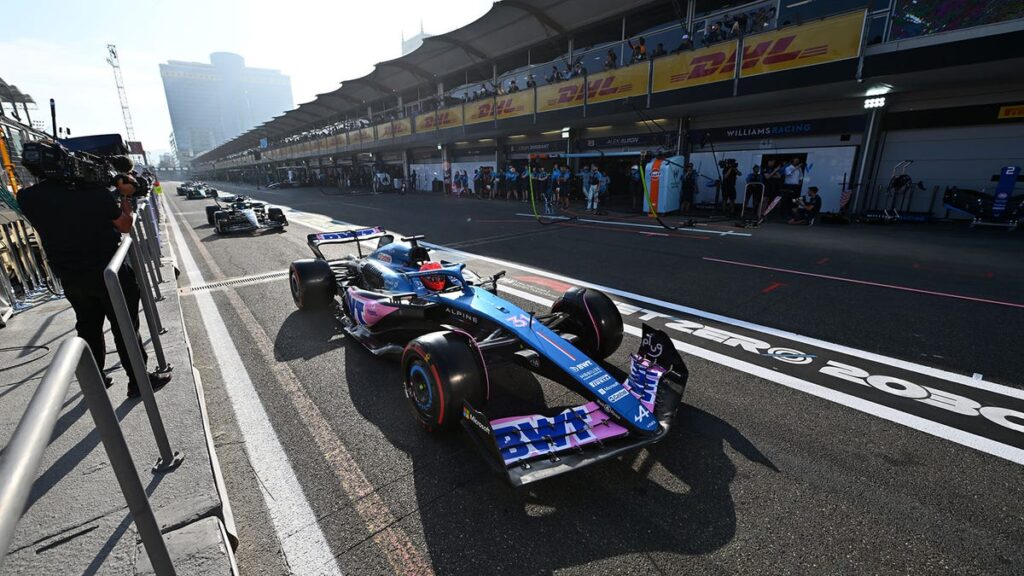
[789,186,822,225]
[721,161,740,212]
[18,163,169,398]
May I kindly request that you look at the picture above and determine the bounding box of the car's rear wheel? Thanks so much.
[267,207,287,229]
[551,287,623,360]
[289,259,336,310]
[402,331,486,432]
[213,212,227,234]
[206,205,220,226]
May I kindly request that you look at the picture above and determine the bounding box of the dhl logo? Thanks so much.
[473,98,525,118]
[670,36,829,82]
[546,77,634,106]
[420,112,457,129]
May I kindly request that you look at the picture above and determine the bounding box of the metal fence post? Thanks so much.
[104,238,183,472]
[139,202,164,281]
[132,217,163,302]
[15,221,44,289]
[74,339,177,576]
[0,338,178,576]
[1,223,32,294]
[129,224,165,336]
[128,236,170,370]
[144,201,163,260]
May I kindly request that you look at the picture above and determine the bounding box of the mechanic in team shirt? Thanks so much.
[549,164,562,210]
[788,186,821,226]
[505,165,519,201]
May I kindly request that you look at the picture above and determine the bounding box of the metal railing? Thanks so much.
[0,219,62,322]
[108,207,181,471]
[0,338,177,575]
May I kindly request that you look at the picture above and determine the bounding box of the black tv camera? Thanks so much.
[22,141,152,197]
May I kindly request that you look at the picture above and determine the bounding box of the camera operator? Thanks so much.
[721,159,740,213]
[18,153,170,398]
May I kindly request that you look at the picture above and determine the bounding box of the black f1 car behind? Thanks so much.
[288,227,690,486]
[205,195,288,234]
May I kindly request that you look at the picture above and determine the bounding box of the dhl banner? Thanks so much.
[415,111,436,132]
[740,10,864,77]
[392,118,412,137]
[377,122,394,140]
[998,104,1024,120]
[652,40,739,93]
[358,126,375,143]
[436,105,463,130]
[586,63,650,105]
[496,90,534,120]
[333,133,347,148]
[465,99,496,125]
[538,78,584,113]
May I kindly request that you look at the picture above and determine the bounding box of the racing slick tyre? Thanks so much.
[289,259,336,310]
[267,207,288,228]
[551,287,623,360]
[402,331,486,432]
[205,205,220,226]
[213,212,228,234]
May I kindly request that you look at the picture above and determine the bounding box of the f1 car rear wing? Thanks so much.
[463,325,688,487]
[307,226,391,259]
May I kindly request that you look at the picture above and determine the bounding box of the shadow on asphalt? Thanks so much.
[274,310,346,362]
[335,326,780,573]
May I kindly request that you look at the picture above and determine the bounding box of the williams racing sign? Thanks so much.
[653,10,865,92]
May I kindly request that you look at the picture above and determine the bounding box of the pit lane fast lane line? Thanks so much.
[164,199,343,576]
[167,197,435,575]
[245,203,1024,464]
[277,205,1020,398]
[495,283,1024,466]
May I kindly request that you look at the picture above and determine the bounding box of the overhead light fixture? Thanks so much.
[864,97,886,109]
[436,143,442,150]
[561,126,570,139]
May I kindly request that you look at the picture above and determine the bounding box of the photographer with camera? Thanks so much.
[18,145,170,398]
[720,159,740,213]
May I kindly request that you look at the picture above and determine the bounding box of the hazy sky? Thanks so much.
[2,0,494,156]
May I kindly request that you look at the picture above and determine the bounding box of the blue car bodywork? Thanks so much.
[294,226,688,486]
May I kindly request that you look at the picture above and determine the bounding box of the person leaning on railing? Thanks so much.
[18,156,171,398]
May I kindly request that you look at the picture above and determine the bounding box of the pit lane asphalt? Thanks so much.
[165,183,1023,575]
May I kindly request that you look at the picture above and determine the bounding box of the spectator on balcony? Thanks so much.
[675,34,694,52]
[526,74,537,88]
[651,43,667,59]
[508,79,519,93]
[628,37,647,63]
[573,61,587,78]
[546,66,561,84]
[604,49,618,71]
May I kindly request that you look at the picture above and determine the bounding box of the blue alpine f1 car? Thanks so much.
[288,227,689,486]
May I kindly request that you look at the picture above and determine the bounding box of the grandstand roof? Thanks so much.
[194,0,659,163]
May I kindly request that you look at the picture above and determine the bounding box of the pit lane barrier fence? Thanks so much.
[0,337,178,576]
[0,219,62,326]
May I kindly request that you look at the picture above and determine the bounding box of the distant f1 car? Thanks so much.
[205,195,288,234]
[186,184,217,200]
[288,227,689,486]
[177,181,202,196]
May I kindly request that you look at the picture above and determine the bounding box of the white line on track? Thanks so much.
[513,213,752,237]
[165,199,343,575]
[422,242,1024,401]
[230,198,1024,465]
[703,256,1024,309]
[498,284,1024,466]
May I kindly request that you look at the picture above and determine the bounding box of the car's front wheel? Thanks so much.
[402,331,486,432]
[206,205,220,226]
[551,287,623,360]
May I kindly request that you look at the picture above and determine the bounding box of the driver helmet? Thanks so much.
[419,261,446,291]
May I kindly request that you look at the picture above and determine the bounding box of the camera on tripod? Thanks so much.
[718,158,738,170]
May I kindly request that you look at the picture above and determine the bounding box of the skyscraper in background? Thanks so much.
[401,21,432,56]
[159,52,292,163]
